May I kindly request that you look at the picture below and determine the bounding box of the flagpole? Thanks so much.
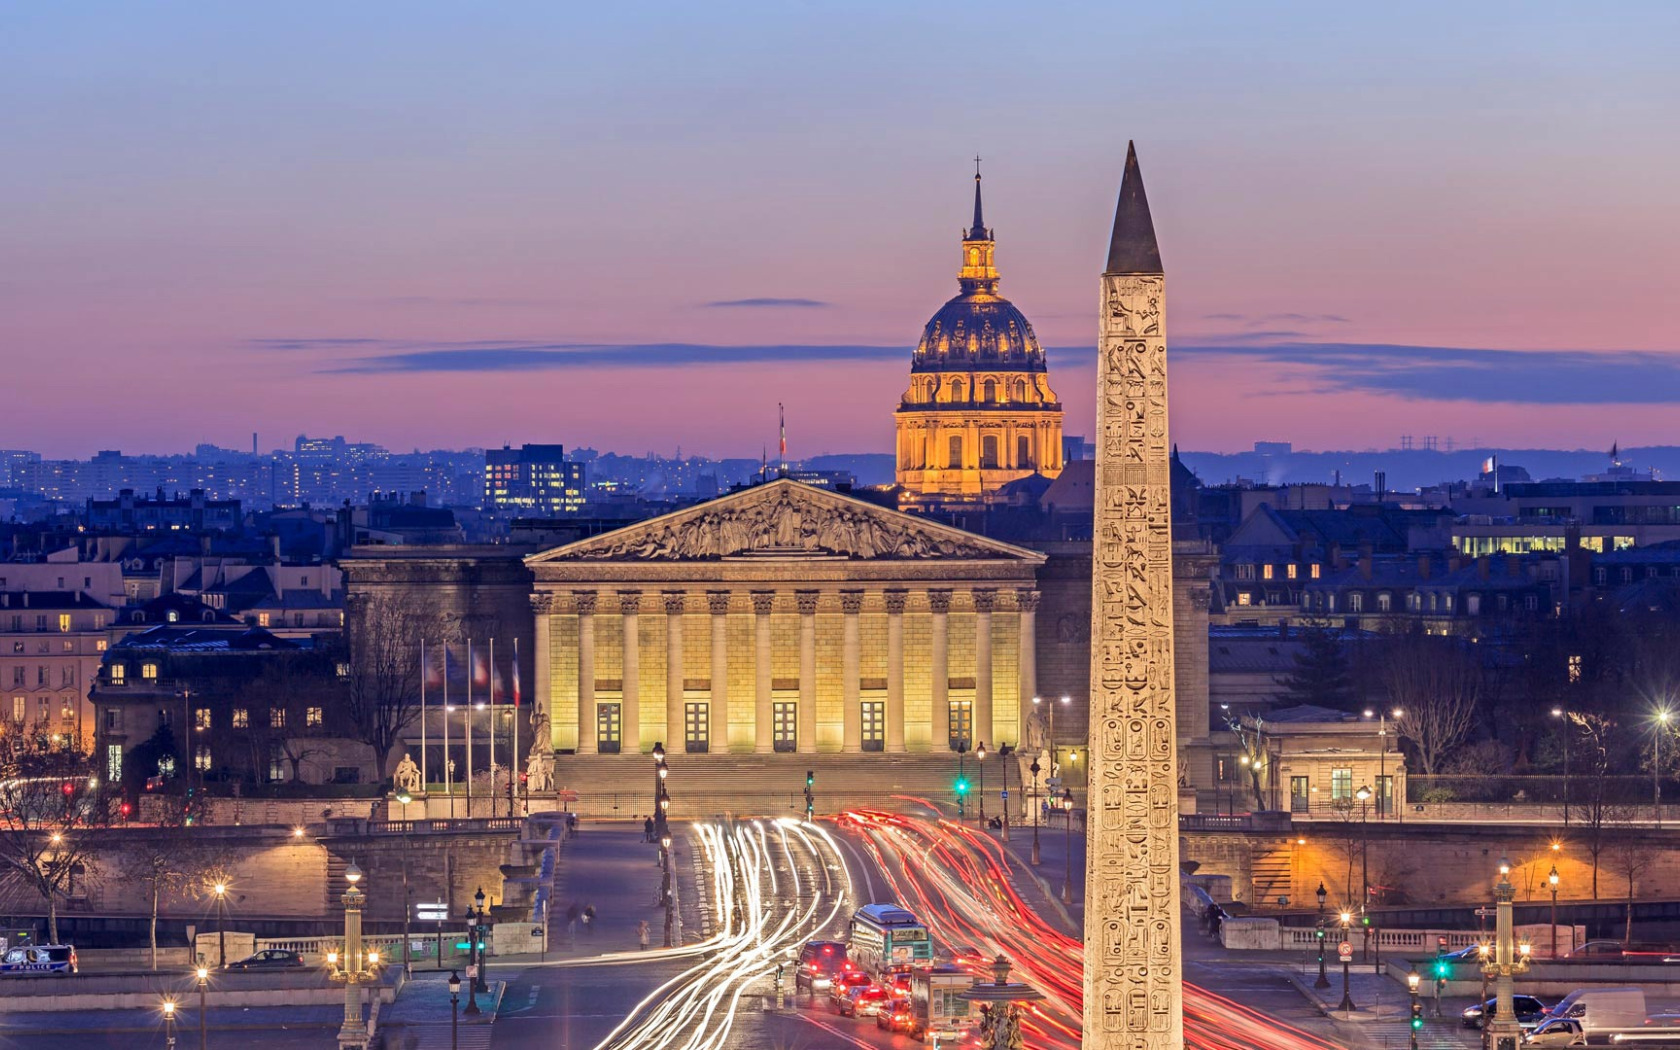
[512,636,521,817]
[420,638,428,793]
[466,640,475,815]
[490,637,498,820]
[443,645,453,819]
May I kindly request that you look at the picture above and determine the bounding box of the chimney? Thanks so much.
[1418,553,1432,580]
[1447,555,1463,574]
[1477,556,1491,580]
[270,535,282,562]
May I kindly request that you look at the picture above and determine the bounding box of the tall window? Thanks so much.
[270,708,286,729]
[107,745,123,782]
[683,701,709,753]
[232,708,249,729]
[861,701,885,752]
[1349,593,1364,614]
[10,696,23,723]
[773,701,797,753]
[948,701,973,752]
[306,706,323,728]
[194,708,211,731]
[981,435,999,469]
[982,379,996,402]
[141,663,158,680]
[1016,435,1030,468]
[595,703,620,754]
[194,745,212,772]
[57,614,71,633]
[110,664,125,684]
[948,435,963,469]
[1330,767,1353,801]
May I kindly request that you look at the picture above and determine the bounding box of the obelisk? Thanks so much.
[1083,142,1182,1050]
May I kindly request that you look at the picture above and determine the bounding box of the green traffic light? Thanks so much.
[1411,1018,1423,1030]
[955,780,969,795]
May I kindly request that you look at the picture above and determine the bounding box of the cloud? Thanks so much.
[1173,342,1680,405]
[1198,312,1350,325]
[318,341,905,374]
[701,297,831,309]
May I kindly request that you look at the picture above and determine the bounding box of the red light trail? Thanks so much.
[838,808,1342,1050]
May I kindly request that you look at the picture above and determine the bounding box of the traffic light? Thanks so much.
[954,778,969,797]
[1410,999,1424,1030]
[803,770,814,819]
[806,770,814,789]
[1433,958,1450,980]
[61,782,74,798]
[1315,927,1326,940]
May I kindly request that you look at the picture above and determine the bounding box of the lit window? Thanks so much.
[306,707,323,727]
[110,664,126,684]
[96,640,107,652]
[1376,592,1392,613]
[270,709,286,729]
[194,708,211,731]
[1262,564,1274,580]
[194,745,212,772]
[232,708,249,729]
[1310,564,1321,579]
[1236,592,1252,606]
[1567,655,1582,683]
[167,610,179,623]
[1330,767,1352,801]
[10,696,23,723]
[1287,564,1298,580]
[336,662,349,679]
[142,663,158,680]
[106,744,123,782]
[57,614,71,633]
[258,613,271,627]
[1349,593,1364,613]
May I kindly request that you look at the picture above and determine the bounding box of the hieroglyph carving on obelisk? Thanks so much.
[1083,142,1183,1050]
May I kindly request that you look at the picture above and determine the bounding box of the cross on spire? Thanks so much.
[969,155,987,240]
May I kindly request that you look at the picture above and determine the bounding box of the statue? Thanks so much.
[526,751,556,794]
[392,753,422,796]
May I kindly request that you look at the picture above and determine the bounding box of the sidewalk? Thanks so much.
[546,819,690,957]
[379,970,506,1050]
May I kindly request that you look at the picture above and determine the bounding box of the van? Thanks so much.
[0,945,78,977]
[796,940,849,993]
[1547,988,1647,1036]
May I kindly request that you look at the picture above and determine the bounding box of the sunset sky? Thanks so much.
[3,2,1678,459]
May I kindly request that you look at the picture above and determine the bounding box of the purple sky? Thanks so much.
[3,3,1678,460]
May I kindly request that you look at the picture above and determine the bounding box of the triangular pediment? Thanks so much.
[527,479,1044,564]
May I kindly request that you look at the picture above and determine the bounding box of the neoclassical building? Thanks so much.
[894,170,1064,507]
[526,480,1045,756]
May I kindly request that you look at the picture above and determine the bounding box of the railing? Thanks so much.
[365,817,522,834]
[1281,926,1484,951]
[1180,811,1294,832]
[1408,774,1677,806]
[258,933,466,961]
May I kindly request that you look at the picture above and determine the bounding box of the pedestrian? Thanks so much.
[644,816,655,843]
[568,812,579,838]
[637,920,650,950]
[582,904,596,935]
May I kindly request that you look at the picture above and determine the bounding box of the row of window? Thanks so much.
[1231,563,1322,582]
[1298,590,1539,614]
[9,696,78,724]
[203,707,323,730]
[3,613,95,632]
[9,666,77,687]
[11,639,102,653]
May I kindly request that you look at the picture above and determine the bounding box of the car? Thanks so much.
[827,970,874,1012]
[225,949,305,972]
[795,940,848,994]
[877,997,914,1032]
[1462,995,1549,1029]
[0,945,78,977]
[840,986,891,1019]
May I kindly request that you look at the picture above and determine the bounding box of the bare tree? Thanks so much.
[1228,714,1271,811]
[1574,712,1627,899]
[1608,840,1657,943]
[0,737,104,944]
[345,592,457,779]
[113,814,219,970]
[1383,629,1483,775]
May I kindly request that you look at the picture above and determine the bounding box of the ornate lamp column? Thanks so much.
[1483,858,1533,1050]
[331,861,380,1050]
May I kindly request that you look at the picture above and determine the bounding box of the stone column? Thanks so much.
[664,592,686,750]
[1084,143,1182,1050]
[529,594,555,755]
[1017,589,1039,748]
[620,592,641,755]
[929,589,951,751]
[884,590,907,753]
[708,591,730,754]
[796,590,818,754]
[575,592,598,755]
[973,589,995,748]
[840,590,863,753]
[751,592,774,754]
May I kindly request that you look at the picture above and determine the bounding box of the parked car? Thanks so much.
[827,971,874,1012]
[226,949,305,972]
[839,986,891,1019]
[877,997,914,1033]
[0,945,78,977]
[1462,995,1550,1029]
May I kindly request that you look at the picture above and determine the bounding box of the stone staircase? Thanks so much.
[548,752,1019,820]
[1249,846,1295,909]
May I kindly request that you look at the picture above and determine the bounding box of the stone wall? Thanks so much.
[320,825,520,922]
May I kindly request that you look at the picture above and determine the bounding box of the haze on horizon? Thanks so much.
[3,2,1677,461]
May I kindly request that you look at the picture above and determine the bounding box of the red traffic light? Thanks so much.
[61,782,74,797]
[120,802,132,816]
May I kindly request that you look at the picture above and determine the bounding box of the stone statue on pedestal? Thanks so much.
[525,750,556,794]
[392,753,422,796]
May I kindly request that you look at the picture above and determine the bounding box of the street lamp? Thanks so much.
[471,886,489,996]
[976,742,988,825]
[331,862,378,1050]
[1548,865,1560,960]
[1365,708,1402,818]
[1029,757,1042,866]
[213,881,228,969]
[1655,710,1672,827]
[1031,695,1071,778]
[396,791,413,975]
[1552,707,1571,825]
[448,971,461,1050]
[1314,882,1330,988]
[996,743,1013,843]
[1408,967,1422,1050]
[1355,785,1372,961]
[1060,788,1075,905]
[1337,910,1356,1013]
[1484,857,1533,1050]
[195,966,208,1050]
[652,742,669,841]
[661,832,674,947]
[163,998,177,1050]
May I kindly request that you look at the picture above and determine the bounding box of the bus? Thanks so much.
[848,904,933,979]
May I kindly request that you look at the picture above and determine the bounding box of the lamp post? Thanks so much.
[1031,695,1071,776]
[1548,865,1560,960]
[1060,788,1075,905]
[1365,707,1402,818]
[1314,882,1330,988]
[396,791,413,976]
[195,966,208,1050]
[213,881,228,969]
[1355,784,1372,962]
[997,743,1013,842]
[163,999,177,1050]
[1551,707,1571,825]
[1478,942,1492,1050]
[1337,910,1356,1013]
[976,742,988,825]
[1029,757,1041,866]
[1483,857,1533,1050]
[331,862,378,1050]
[1655,710,1671,827]
[661,832,674,948]
[956,738,970,822]
[471,887,489,995]
[448,971,461,1050]
[652,742,669,841]
[1408,967,1422,1050]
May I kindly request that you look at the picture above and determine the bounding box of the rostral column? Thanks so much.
[1083,141,1182,1050]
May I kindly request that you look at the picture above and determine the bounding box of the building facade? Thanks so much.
[894,172,1063,508]
[526,479,1044,756]
[486,444,586,516]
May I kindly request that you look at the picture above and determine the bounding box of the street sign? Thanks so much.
[416,901,449,922]
[1337,941,1353,959]
[1046,777,1063,791]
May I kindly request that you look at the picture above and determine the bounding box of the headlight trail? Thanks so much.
[839,809,1344,1050]
[591,818,854,1050]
